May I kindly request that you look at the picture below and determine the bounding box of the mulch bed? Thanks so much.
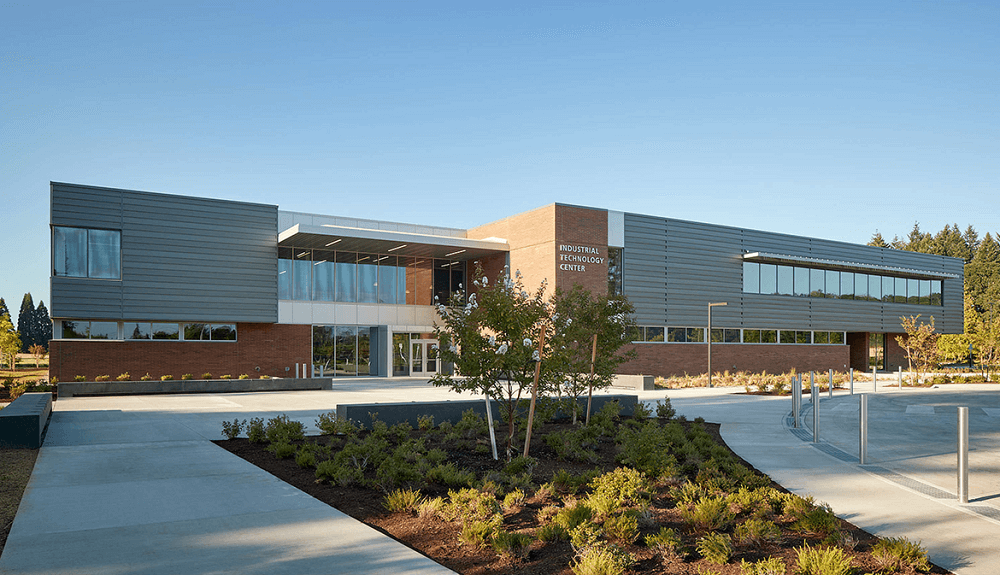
[215,417,953,575]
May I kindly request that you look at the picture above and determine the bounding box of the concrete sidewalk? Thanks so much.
[650,384,1000,575]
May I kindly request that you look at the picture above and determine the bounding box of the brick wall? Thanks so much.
[554,205,608,295]
[618,343,851,377]
[886,332,908,371]
[49,323,312,382]
[848,332,869,371]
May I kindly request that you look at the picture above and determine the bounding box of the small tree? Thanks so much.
[896,315,940,386]
[548,285,637,424]
[29,343,47,368]
[431,266,556,459]
[968,309,1000,381]
[0,313,21,371]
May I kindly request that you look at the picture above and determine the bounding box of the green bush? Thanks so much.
[615,420,683,478]
[455,408,488,438]
[734,518,781,546]
[426,463,476,488]
[160,374,173,381]
[655,397,676,419]
[795,543,852,575]
[315,459,363,487]
[644,527,680,556]
[570,544,635,575]
[536,523,567,542]
[417,413,435,430]
[181,373,194,380]
[590,400,622,434]
[266,442,296,459]
[383,488,424,513]
[238,374,250,380]
[74,375,86,382]
[221,418,245,440]
[418,496,445,518]
[265,414,306,444]
[553,502,594,531]
[116,372,131,381]
[295,445,316,468]
[739,557,785,575]
[587,467,650,516]
[602,513,638,544]
[696,532,732,565]
[568,521,602,553]
[247,417,266,443]
[552,468,601,494]
[442,488,501,523]
[682,496,734,531]
[546,427,600,463]
[504,455,537,476]
[871,536,931,572]
[315,411,358,436]
[202,372,213,379]
[491,529,532,558]
[502,488,525,511]
[459,516,502,548]
[791,502,841,541]
[632,401,652,419]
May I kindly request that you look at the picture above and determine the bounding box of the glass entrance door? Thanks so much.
[410,340,438,376]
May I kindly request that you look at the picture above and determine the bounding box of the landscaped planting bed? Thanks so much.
[215,401,950,575]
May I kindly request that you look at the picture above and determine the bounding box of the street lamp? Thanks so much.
[707,302,728,388]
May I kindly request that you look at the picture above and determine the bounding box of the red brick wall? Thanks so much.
[886,332,908,371]
[618,343,851,377]
[49,323,312,382]
[848,332,869,371]
[554,205,609,296]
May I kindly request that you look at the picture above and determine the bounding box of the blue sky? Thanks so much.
[2,1,998,326]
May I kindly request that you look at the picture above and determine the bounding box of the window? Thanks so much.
[761,330,777,343]
[743,329,761,343]
[211,324,236,341]
[882,276,894,303]
[743,262,760,293]
[126,322,151,340]
[645,327,664,342]
[825,270,840,298]
[686,328,704,342]
[356,255,377,303]
[895,277,907,304]
[868,274,881,301]
[907,278,920,305]
[152,323,179,340]
[760,264,777,295]
[667,327,686,342]
[742,261,941,306]
[814,331,829,344]
[777,265,793,295]
[855,273,868,301]
[378,256,397,304]
[930,280,942,305]
[724,329,740,343]
[278,248,293,299]
[794,267,809,297]
[62,320,87,339]
[780,330,796,344]
[796,331,811,344]
[810,269,826,297]
[88,322,118,339]
[293,250,312,301]
[840,272,854,299]
[830,331,845,344]
[336,252,357,302]
[185,323,209,340]
[608,248,624,295]
[312,250,336,302]
[53,227,121,279]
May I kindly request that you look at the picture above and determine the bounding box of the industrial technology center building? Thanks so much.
[49,182,964,382]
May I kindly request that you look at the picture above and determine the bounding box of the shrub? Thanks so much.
[739,557,785,575]
[383,488,424,513]
[202,372,213,379]
[587,467,649,515]
[161,375,174,381]
[454,408,488,438]
[220,374,232,379]
[632,401,652,419]
[116,372,131,381]
[655,397,676,419]
[295,446,316,468]
[443,488,501,523]
[265,414,305,443]
[267,442,296,459]
[795,543,852,575]
[644,527,680,556]
[536,522,567,542]
[553,502,594,531]
[683,496,734,531]
[94,374,111,381]
[696,532,732,565]
[570,543,635,575]
[417,414,435,430]
[221,418,245,440]
[10,382,27,400]
[603,513,638,544]
[871,537,930,572]
[239,374,250,379]
[426,463,476,488]
[491,529,532,558]
[247,417,266,443]
[140,373,152,381]
[315,459,363,487]
[181,373,194,380]
[590,400,622,434]
[460,517,500,547]
[74,375,86,382]
[791,503,841,541]
[568,521,602,553]
[735,518,781,546]
[504,455,537,476]
[418,496,445,518]
[315,411,358,436]
[502,488,526,511]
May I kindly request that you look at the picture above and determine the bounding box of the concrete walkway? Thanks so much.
[650,383,1000,575]
[2,379,999,573]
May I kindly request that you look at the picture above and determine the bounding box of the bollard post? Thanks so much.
[812,381,820,442]
[295,363,299,379]
[829,368,834,398]
[792,374,799,428]
[898,366,903,391]
[958,407,969,503]
[849,368,854,395]
[810,371,815,402]
[872,367,877,392]
[859,394,868,464]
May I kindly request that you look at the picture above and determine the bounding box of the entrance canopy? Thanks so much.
[279,223,509,261]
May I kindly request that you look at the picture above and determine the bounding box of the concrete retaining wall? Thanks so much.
[57,378,332,398]
[0,392,52,449]
[338,394,639,430]
[611,374,655,390]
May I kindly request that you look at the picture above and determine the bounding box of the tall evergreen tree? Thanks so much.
[966,233,1000,310]
[964,225,981,260]
[868,232,889,248]
[904,222,933,253]
[34,301,52,349]
[0,298,9,324]
[17,293,36,353]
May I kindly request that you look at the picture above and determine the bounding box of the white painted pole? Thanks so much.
[812,380,820,442]
[295,363,299,379]
[829,368,834,398]
[898,366,903,391]
[792,374,800,428]
[849,368,854,395]
[958,407,969,503]
[873,367,877,393]
[485,396,498,461]
[859,394,868,464]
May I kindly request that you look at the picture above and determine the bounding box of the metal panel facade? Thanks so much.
[51,182,278,323]
[623,213,964,333]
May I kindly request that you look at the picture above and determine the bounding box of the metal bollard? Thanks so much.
[849,368,854,395]
[958,407,969,503]
[810,371,816,402]
[898,366,903,391]
[829,368,834,398]
[859,394,868,464]
[812,382,820,443]
[872,367,877,392]
[792,374,800,428]
[295,363,300,378]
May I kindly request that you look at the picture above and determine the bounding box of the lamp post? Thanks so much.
[708,302,728,388]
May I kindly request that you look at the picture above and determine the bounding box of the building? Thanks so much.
[48,182,964,382]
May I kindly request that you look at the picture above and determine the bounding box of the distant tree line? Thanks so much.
[0,293,52,353]
[871,223,1000,373]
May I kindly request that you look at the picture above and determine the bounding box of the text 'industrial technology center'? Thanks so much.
[48,182,964,382]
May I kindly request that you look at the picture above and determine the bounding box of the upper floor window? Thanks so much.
[53,227,121,279]
[608,248,623,295]
[743,261,942,306]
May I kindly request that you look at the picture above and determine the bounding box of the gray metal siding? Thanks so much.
[623,213,965,334]
[50,182,278,323]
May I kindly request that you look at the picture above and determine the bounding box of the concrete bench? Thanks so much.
[57,377,333,398]
[337,394,639,430]
[0,392,53,449]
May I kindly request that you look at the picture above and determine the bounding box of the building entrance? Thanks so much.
[410,339,438,376]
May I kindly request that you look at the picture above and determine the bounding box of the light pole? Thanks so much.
[708,302,728,388]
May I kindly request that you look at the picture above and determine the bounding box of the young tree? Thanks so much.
[896,315,940,386]
[28,343,47,368]
[0,313,21,371]
[548,285,637,424]
[431,267,556,459]
[17,293,36,352]
[937,333,971,365]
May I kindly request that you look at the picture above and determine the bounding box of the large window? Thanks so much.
[608,248,623,295]
[61,321,235,341]
[635,325,847,345]
[53,227,121,279]
[743,261,943,306]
